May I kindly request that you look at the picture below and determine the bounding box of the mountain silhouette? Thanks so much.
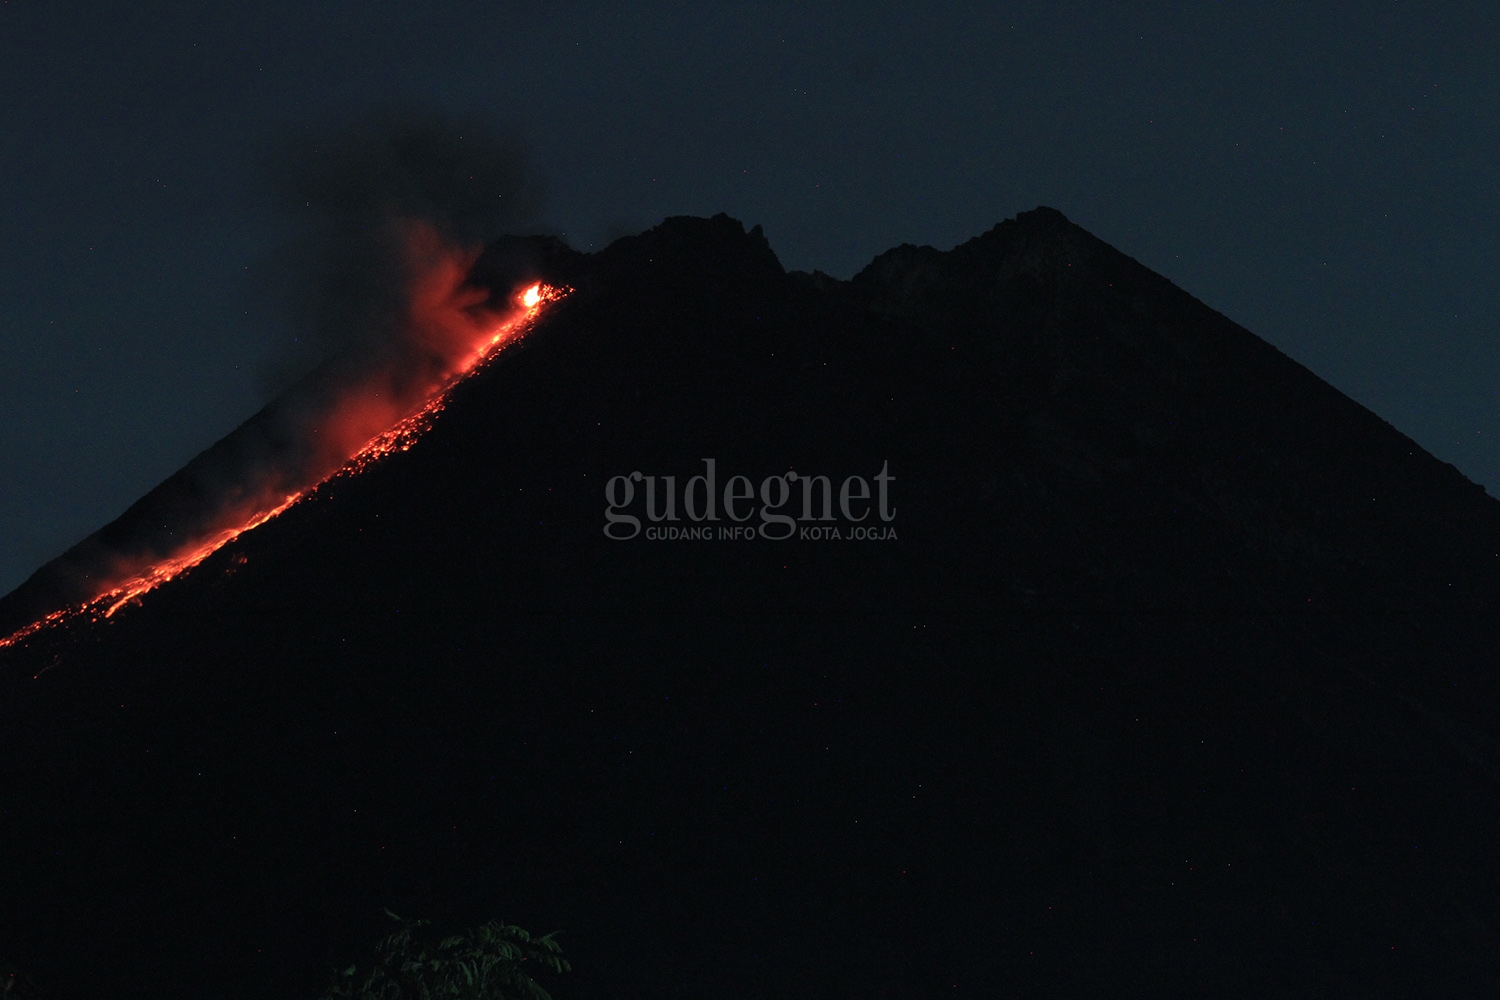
[3,208,1498,998]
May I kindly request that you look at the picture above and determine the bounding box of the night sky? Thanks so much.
[2,1,1497,596]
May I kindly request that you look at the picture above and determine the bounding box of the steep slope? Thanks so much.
[2,210,1498,999]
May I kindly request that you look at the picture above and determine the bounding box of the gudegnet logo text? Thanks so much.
[602,459,897,542]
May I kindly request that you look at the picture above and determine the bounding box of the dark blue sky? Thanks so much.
[2,1,1497,594]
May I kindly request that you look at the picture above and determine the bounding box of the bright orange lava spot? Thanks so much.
[2,271,570,655]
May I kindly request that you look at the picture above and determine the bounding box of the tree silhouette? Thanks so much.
[322,911,570,1000]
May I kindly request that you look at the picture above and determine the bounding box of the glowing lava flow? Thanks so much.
[1,280,568,653]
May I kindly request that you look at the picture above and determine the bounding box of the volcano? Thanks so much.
[3,208,1499,998]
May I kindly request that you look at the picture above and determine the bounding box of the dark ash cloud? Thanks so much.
[258,113,547,392]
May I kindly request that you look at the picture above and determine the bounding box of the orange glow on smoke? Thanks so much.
[1,233,568,654]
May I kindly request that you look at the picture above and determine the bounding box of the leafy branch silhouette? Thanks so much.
[322,911,570,1000]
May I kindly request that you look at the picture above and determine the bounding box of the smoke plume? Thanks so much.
[263,113,546,390]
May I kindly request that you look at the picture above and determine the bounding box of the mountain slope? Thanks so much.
[2,209,1498,998]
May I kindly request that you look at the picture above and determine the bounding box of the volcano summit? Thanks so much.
[2,209,1499,998]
